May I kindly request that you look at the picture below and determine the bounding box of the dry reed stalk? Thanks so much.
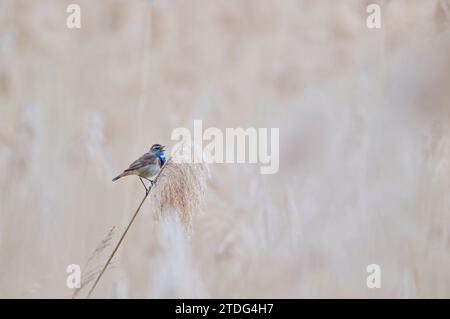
[85,157,172,299]
[71,226,116,299]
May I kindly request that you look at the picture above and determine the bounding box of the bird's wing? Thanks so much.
[125,153,159,172]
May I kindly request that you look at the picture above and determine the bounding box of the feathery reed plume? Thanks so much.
[149,142,208,231]
[72,226,116,299]
[149,161,208,232]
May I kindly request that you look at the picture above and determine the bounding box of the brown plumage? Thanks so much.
[112,144,166,182]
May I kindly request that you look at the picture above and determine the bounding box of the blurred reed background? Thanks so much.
[0,0,450,298]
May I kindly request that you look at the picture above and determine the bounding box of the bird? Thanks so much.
[112,144,166,193]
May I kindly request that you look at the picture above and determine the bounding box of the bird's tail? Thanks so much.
[112,171,129,181]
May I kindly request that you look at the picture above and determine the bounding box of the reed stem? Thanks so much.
[86,159,170,299]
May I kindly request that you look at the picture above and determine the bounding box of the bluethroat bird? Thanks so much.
[112,144,166,194]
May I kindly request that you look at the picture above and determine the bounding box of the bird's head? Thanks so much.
[150,144,166,153]
[150,144,167,165]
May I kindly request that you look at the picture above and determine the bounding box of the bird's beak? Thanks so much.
[160,145,166,151]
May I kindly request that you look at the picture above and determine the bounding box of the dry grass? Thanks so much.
[72,226,115,299]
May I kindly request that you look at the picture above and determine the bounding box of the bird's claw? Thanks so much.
[139,177,156,195]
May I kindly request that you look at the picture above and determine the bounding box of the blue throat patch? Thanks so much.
[156,151,166,166]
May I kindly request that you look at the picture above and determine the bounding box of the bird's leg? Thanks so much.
[139,177,149,194]
[143,177,155,188]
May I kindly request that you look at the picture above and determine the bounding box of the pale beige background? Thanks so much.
[1,0,450,298]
